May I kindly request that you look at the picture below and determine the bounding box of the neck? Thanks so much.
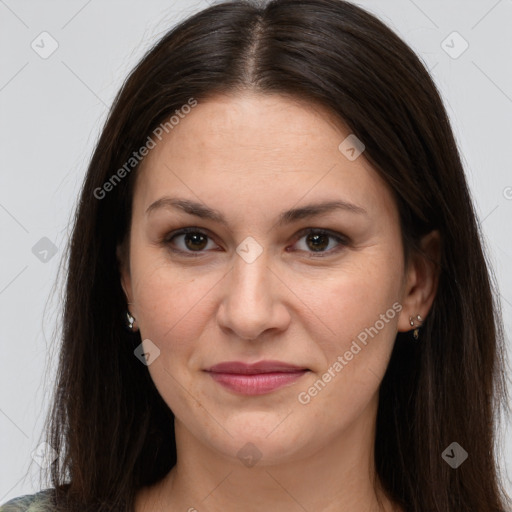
[137,394,400,512]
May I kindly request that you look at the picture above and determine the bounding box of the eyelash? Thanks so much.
[162,227,349,258]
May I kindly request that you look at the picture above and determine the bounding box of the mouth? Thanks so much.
[204,360,310,395]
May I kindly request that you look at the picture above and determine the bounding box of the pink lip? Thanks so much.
[205,361,309,395]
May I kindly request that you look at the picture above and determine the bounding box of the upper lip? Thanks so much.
[205,360,308,374]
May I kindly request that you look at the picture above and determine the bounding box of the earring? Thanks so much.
[125,303,138,332]
[409,314,423,340]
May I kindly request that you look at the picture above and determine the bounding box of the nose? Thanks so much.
[216,249,291,341]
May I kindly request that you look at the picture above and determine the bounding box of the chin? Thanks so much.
[202,416,313,466]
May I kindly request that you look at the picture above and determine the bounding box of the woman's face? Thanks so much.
[119,92,417,464]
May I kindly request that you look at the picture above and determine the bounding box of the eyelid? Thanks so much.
[162,226,349,257]
[292,227,349,243]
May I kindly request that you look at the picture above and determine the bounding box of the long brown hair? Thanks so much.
[39,0,510,510]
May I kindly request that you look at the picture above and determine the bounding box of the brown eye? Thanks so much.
[305,232,330,251]
[164,228,219,256]
[183,232,208,251]
[290,228,349,257]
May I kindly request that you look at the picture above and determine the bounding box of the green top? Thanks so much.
[0,489,55,512]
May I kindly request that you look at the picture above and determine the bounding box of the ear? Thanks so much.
[116,241,133,306]
[397,229,441,333]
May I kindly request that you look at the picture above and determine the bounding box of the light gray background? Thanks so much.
[1,0,511,504]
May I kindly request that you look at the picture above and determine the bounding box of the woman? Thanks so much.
[1,0,509,511]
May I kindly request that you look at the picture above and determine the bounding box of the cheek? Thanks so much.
[304,248,403,395]
[130,260,217,411]
[136,273,215,346]
[317,249,402,338]
[129,245,219,350]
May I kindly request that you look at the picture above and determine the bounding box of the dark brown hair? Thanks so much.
[38,0,510,510]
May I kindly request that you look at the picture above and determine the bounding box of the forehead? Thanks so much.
[132,92,398,224]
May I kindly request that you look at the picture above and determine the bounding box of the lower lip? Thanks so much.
[207,371,308,395]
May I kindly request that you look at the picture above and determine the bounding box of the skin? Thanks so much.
[118,92,440,512]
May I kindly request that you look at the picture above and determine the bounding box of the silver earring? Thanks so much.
[409,314,423,340]
[126,303,138,332]
[126,311,136,331]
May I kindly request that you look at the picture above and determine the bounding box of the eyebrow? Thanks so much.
[145,196,367,226]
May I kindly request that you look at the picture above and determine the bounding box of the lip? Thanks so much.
[205,360,309,395]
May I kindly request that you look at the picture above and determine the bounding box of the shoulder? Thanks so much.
[0,489,56,512]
